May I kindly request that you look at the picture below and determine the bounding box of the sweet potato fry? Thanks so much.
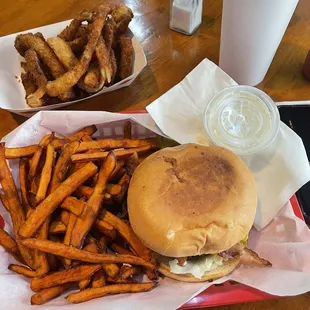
[96,236,107,253]
[0,193,10,211]
[110,243,133,256]
[109,160,125,181]
[81,135,93,142]
[63,212,77,268]
[85,147,99,155]
[123,121,132,139]
[26,203,49,276]
[34,218,50,276]
[49,141,80,193]
[125,152,140,176]
[0,227,25,263]
[91,268,106,288]
[144,269,159,281]
[106,277,133,284]
[120,265,141,280]
[77,184,122,199]
[114,174,130,204]
[74,185,93,199]
[0,143,34,268]
[35,144,55,205]
[60,210,70,226]
[118,175,129,188]
[30,174,41,196]
[99,210,153,262]
[19,162,98,238]
[8,264,36,277]
[110,153,139,204]
[19,158,31,212]
[21,239,155,269]
[95,234,120,279]
[102,263,120,279]
[70,152,116,249]
[29,133,54,179]
[72,145,153,163]
[47,235,67,268]
[61,196,85,216]
[76,138,152,153]
[66,282,156,304]
[94,219,116,239]
[30,264,101,292]
[79,242,99,290]
[68,162,88,177]
[5,145,39,159]
[51,125,97,150]
[31,283,71,305]
[49,221,67,234]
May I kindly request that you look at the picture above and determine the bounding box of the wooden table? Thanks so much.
[0,0,310,309]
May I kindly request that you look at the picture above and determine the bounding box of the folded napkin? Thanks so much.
[147,59,310,230]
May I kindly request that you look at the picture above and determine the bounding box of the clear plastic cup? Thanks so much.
[203,86,280,156]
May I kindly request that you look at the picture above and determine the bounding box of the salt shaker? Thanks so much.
[170,0,203,35]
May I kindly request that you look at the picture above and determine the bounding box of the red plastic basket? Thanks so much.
[0,111,305,308]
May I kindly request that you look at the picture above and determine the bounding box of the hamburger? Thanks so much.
[128,144,271,282]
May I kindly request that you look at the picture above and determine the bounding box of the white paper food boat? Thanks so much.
[0,21,147,117]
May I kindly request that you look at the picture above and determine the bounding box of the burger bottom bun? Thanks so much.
[158,256,240,283]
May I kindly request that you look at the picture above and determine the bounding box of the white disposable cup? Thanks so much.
[219,0,299,86]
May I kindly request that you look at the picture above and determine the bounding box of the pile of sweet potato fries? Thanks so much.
[15,3,134,107]
[0,121,159,305]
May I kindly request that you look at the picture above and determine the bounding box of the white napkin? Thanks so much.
[146,59,310,230]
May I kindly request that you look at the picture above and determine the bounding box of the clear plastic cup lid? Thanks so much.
[203,86,280,156]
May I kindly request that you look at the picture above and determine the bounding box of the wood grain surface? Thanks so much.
[0,0,310,309]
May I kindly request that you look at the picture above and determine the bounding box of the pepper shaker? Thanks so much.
[170,0,203,35]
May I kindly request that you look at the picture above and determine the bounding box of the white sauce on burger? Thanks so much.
[169,255,223,279]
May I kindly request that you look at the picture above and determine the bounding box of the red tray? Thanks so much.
[0,111,305,309]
